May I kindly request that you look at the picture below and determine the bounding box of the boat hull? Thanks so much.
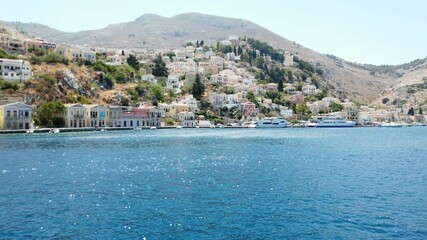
[315,122,356,128]
[256,124,288,128]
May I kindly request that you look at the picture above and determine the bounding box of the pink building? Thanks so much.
[241,102,259,121]
[122,108,150,128]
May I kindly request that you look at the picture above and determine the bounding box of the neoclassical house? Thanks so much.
[0,102,32,130]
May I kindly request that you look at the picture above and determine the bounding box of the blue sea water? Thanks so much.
[0,128,426,239]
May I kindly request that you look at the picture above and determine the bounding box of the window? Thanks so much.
[19,110,23,116]
[13,110,17,117]
[6,110,10,117]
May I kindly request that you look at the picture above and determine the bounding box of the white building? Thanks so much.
[0,58,32,81]
[322,97,339,106]
[63,103,87,128]
[177,111,196,127]
[208,93,239,109]
[283,51,294,67]
[302,85,318,95]
[166,75,182,94]
[280,106,294,118]
[179,95,199,112]
[141,74,157,84]
[81,49,97,63]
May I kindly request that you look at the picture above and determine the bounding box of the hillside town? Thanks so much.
[0,30,426,131]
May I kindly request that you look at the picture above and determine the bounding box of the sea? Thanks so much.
[0,127,426,239]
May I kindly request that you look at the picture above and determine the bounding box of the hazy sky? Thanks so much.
[1,0,426,65]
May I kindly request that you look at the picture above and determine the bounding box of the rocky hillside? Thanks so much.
[1,13,426,104]
[371,62,427,108]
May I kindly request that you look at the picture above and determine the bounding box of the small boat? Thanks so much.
[176,126,183,129]
[377,122,403,127]
[26,122,35,133]
[133,127,142,130]
[243,121,257,128]
[150,126,157,130]
[100,128,107,132]
[49,128,60,133]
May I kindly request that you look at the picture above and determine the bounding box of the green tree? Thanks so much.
[278,79,284,92]
[408,107,415,116]
[152,55,168,77]
[269,66,284,83]
[200,40,204,46]
[296,104,309,119]
[254,57,265,69]
[149,83,165,103]
[295,82,303,91]
[315,91,327,100]
[126,54,140,71]
[223,86,236,94]
[382,97,389,104]
[329,102,344,112]
[38,101,65,127]
[192,73,205,99]
[246,90,258,106]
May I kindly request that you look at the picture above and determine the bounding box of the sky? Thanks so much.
[1,0,426,65]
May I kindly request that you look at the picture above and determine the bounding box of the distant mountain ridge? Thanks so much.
[1,12,425,104]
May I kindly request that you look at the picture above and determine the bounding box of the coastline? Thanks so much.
[1,124,423,134]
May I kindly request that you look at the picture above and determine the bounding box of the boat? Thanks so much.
[26,122,35,134]
[314,115,356,127]
[242,121,257,128]
[49,128,60,133]
[377,122,403,127]
[133,127,142,130]
[100,128,107,132]
[176,126,183,129]
[256,117,288,128]
[150,126,157,130]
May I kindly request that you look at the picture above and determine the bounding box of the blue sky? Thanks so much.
[1,0,426,65]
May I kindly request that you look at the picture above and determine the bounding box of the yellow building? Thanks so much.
[0,102,32,130]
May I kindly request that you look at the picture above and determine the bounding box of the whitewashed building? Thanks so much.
[177,111,196,127]
[0,58,32,81]
[302,85,318,95]
[63,103,87,128]
[166,75,182,94]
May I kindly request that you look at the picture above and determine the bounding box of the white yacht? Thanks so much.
[49,128,60,133]
[377,122,403,127]
[314,115,356,127]
[256,117,288,128]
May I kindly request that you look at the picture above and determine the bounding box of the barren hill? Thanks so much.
[1,13,424,104]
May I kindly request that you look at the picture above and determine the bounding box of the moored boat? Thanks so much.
[377,122,403,127]
[312,115,356,128]
[256,117,288,128]
[49,128,60,133]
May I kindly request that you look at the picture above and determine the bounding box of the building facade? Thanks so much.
[0,58,32,81]
[63,103,87,128]
[0,102,32,130]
